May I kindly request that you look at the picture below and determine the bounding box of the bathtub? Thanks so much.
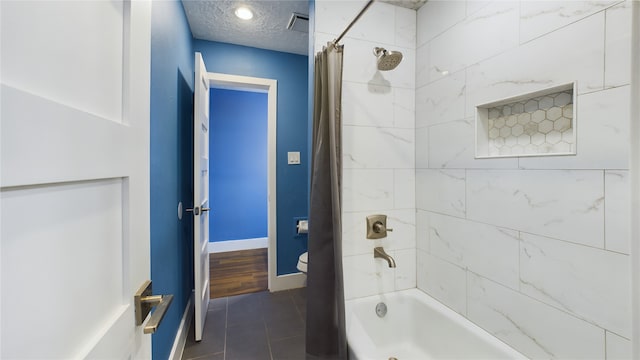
[346,289,527,360]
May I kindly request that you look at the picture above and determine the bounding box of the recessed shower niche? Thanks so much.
[475,83,576,158]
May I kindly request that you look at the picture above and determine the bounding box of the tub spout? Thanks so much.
[374,247,396,268]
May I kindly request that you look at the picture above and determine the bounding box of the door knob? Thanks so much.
[186,206,210,215]
[185,207,200,215]
[134,280,174,334]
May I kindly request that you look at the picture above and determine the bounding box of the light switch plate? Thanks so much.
[288,151,301,165]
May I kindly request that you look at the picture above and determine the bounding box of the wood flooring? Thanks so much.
[209,248,268,298]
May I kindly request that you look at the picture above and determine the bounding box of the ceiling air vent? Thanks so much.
[287,12,309,33]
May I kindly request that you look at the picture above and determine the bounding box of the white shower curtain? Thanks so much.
[305,41,347,360]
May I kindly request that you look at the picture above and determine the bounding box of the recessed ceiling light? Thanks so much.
[235,6,253,20]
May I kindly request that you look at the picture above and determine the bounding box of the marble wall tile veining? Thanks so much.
[605,331,632,359]
[415,70,466,126]
[465,1,491,17]
[428,1,519,83]
[340,82,415,129]
[386,209,418,251]
[429,118,518,169]
[466,169,604,248]
[417,250,466,315]
[416,169,466,217]
[416,0,465,47]
[467,273,605,359]
[429,119,474,168]
[519,86,630,169]
[414,84,429,128]
[415,43,431,89]
[394,169,415,209]
[343,169,394,212]
[394,210,418,250]
[395,6,417,49]
[394,248,417,290]
[343,126,414,169]
[345,1,398,46]
[316,0,399,46]
[414,1,632,358]
[393,87,416,129]
[315,0,366,39]
[519,0,619,44]
[343,253,396,300]
[415,126,429,168]
[604,170,630,254]
[465,13,605,118]
[605,1,632,88]
[416,210,430,252]
[429,213,519,289]
[520,233,631,337]
[342,81,395,128]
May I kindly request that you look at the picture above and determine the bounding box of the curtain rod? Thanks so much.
[333,0,374,45]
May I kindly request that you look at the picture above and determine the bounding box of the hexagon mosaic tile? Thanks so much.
[486,90,574,157]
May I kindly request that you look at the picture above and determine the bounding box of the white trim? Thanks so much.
[208,238,268,253]
[169,292,194,360]
[206,72,278,291]
[268,272,307,292]
[631,1,640,357]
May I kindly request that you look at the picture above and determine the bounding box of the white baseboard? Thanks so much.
[169,291,194,360]
[208,237,268,253]
[269,272,307,292]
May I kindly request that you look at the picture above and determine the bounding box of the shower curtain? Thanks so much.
[306,42,347,360]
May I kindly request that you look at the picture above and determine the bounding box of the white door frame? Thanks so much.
[630,1,640,357]
[206,72,305,291]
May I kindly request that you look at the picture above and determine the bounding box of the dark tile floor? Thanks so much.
[182,287,306,360]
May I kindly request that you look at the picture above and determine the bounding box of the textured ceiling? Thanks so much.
[181,0,425,56]
[182,0,310,56]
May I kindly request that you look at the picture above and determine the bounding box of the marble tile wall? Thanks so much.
[415,1,632,359]
[315,0,417,301]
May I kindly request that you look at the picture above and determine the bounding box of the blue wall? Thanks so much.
[210,89,268,242]
[194,41,309,275]
[150,1,194,359]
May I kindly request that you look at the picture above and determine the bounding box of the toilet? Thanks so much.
[297,252,308,274]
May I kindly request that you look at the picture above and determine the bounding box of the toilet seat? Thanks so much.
[297,252,308,273]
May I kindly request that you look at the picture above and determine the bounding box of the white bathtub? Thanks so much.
[346,289,528,360]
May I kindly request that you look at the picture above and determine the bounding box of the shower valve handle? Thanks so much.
[373,221,393,233]
[366,215,392,239]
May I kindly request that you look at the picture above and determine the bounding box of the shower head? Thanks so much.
[373,47,403,71]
